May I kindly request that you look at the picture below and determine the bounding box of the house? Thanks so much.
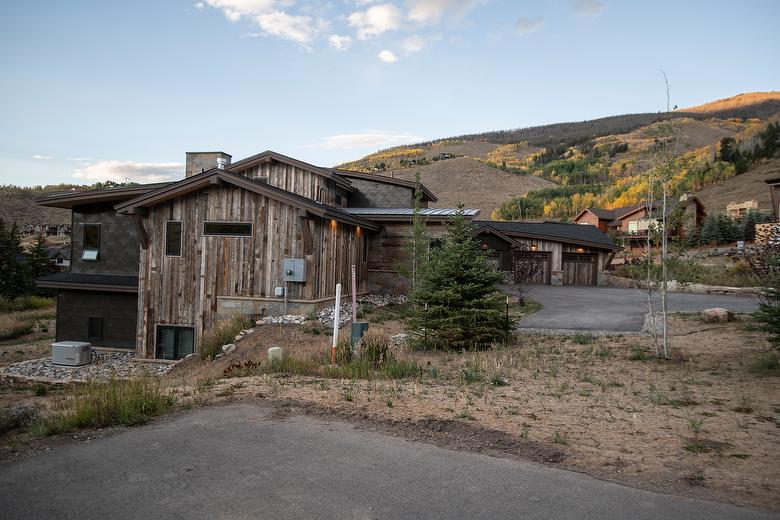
[573,195,706,245]
[726,200,758,219]
[472,221,619,286]
[766,176,780,220]
[36,149,619,360]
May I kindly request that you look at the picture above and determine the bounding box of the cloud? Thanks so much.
[194,2,205,10]
[328,34,352,50]
[400,35,427,55]
[32,155,53,160]
[255,11,327,43]
[64,156,95,161]
[515,16,543,35]
[571,0,605,16]
[73,161,184,183]
[377,50,398,63]
[310,131,422,150]
[406,0,484,24]
[203,0,276,22]
[347,3,402,40]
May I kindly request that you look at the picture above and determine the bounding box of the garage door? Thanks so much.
[562,253,597,286]
[513,252,551,284]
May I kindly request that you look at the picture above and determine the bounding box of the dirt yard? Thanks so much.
[166,311,779,510]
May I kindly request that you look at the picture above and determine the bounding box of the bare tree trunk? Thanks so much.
[646,167,660,357]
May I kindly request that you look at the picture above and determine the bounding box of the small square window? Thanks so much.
[88,317,103,340]
[82,223,100,261]
[81,249,99,261]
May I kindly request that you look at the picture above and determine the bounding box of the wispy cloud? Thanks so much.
[377,49,398,63]
[400,35,427,55]
[199,1,327,44]
[328,34,352,50]
[347,3,402,40]
[32,154,53,160]
[406,0,486,24]
[73,161,183,183]
[571,0,605,17]
[515,16,543,35]
[64,156,95,161]
[309,131,423,150]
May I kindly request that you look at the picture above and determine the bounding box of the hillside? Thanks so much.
[0,186,72,228]
[693,157,779,215]
[340,91,780,220]
[380,157,556,217]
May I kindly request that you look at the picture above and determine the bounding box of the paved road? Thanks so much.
[0,403,774,520]
[517,285,759,332]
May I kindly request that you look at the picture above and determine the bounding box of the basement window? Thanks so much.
[156,325,195,360]
[88,317,103,341]
[165,221,182,256]
[81,223,100,261]
[203,222,253,237]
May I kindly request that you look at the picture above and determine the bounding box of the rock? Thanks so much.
[0,352,171,382]
[215,353,224,359]
[702,308,734,322]
[268,347,283,361]
[234,335,242,342]
[221,343,236,354]
[184,353,196,360]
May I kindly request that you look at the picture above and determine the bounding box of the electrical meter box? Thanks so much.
[283,258,305,282]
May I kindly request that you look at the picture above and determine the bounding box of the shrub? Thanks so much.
[0,315,34,339]
[0,405,41,435]
[573,333,594,345]
[39,377,174,434]
[358,330,392,367]
[754,286,780,350]
[0,296,54,312]
[199,314,252,360]
[335,339,353,365]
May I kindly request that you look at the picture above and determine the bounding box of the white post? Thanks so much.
[331,283,342,364]
[351,264,357,322]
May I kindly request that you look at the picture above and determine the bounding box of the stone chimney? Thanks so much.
[185,152,232,177]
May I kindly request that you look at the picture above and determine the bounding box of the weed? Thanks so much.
[748,352,780,375]
[734,393,754,414]
[0,405,41,434]
[196,377,217,393]
[573,333,594,345]
[520,424,530,439]
[33,384,49,396]
[386,399,393,408]
[628,347,650,361]
[687,416,704,435]
[358,330,392,368]
[506,405,520,416]
[341,384,356,402]
[552,431,567,445]
[684,441,710,453]
[199,314,252,360]
[490,374,509,387]
[0,296,54,313]
[456,408,475,420]
[460,362,484,384]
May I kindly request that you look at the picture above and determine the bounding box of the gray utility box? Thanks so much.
[52,341,92,366]
[283,258,305,282]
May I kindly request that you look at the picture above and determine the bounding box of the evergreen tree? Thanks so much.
[409,206,508,349]
[698,214,722,245]
[718,137,737,163]
[0,222,29,299]
[28,233,53,293]
[717,214,741,243]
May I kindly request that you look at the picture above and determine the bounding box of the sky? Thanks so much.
[0,0,778,187]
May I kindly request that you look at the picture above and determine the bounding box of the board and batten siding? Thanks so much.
[136,184,366,358]
[233,160,343,206]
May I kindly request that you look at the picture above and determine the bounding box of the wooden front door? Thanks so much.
[562,253,597,286]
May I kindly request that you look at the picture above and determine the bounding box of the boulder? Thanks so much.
[702,308,734,322]
[221,343,236,355]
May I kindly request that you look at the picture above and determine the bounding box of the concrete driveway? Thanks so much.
[517,285,760,332]
[0,403,773,520]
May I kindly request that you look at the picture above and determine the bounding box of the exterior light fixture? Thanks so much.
[481,243,489,250]
[530,243,537,251]
[576,247,584,253]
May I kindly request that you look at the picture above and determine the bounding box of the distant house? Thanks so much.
[473,221,619,286]
[726,200,758,218]
[573,195,706,245]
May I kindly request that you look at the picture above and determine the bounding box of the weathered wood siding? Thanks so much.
[233,160,341,206]
[136,184,366,357]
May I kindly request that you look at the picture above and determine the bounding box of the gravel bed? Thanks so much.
[0,352,171,383]
[258,294,407,328]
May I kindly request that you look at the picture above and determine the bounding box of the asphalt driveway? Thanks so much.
[0,402,773,520]
[517,285,760,332]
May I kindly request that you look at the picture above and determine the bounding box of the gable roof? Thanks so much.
[331,169,438,202]
[573,208,617,221]
[227,150,355,192]
[473,220,619,250]
[36,182,174,209]
[114,169,380,231]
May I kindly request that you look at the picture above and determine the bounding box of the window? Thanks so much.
[155,325,195,360]
[203,222,253,237]
[81,223,100,261]
[335,194,343,206]
[362,235,369,263]
[165,221,182,256]
[88,317,103,341]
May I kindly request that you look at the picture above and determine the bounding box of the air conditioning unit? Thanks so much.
[52,341,92,366]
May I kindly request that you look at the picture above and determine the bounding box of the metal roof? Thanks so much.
[345,208,480,217]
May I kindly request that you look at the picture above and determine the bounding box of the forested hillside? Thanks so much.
[340,92,780,220]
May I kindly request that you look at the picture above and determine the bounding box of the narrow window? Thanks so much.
[362,235,368,263]
[203,222,252,237]
[156,325,195,360]
[88,317,103,341]
[165,221,182,256]
[81,223,100,261]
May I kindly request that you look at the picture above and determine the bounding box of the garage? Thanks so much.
[562,253,597,286]
[513,251,551,284]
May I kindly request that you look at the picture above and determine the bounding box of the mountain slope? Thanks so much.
[380,157,556,217]
[693,157,779,215]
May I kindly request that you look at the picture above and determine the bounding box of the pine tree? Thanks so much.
[28,233,53,293]
[699,214,722,245]
[717,214,741,243]
[409,206,508,349]
[0,223,29,299]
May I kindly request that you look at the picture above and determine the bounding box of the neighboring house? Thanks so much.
[46,244,71,270]
[573,195,706,244]
[767,176,780,220]
[36,149,619,360]
[473,221,619,286]
[726,200,758,218]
